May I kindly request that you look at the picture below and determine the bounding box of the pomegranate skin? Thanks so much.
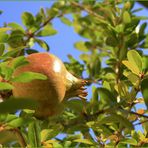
[12,52,87,118]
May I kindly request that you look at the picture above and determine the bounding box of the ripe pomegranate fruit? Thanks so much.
[12,52,87,118]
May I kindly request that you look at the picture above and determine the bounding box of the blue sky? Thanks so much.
[0,1,148,134]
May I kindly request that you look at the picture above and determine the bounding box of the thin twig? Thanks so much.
[130,111,148,119]
[71,1,104,20]
[134,119,148,126]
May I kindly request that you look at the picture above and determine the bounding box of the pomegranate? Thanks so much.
[12,52,87,118]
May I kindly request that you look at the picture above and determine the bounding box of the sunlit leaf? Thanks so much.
[8,117,32,128]
[123,11,131,24]
[122,60,140,75]
[74,41,89,52]
[8,22,25,32]
[74,139,94,145]
[36,24,57,36]
[11,72,47,83]
[127,50,142,72]
[119,138,137,145]
[60,17,72,26]
[0,82,14,90]
[0,27,11,32]
[11,56,29,69]
[0,32,9,43]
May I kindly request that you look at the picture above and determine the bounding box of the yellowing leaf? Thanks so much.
[74,41,88,52]
[127,50,142,72]
[0,82,14,90]
[74,139,94,145]
[123,11,131,24]
[122,60,140,75]
[0,27,11,32]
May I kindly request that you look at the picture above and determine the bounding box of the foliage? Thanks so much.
[0,0,148,147]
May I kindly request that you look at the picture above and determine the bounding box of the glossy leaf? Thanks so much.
[21,12,35,28]
[11,56,29,69]
[11,71,47,82]
[8,117,32,128]
[122,60,140,75]
[127,50,142,72]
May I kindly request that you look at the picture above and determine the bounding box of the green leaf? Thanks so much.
[97,87,116,106]
[26,49,39,55]
[60,17,72,26]
[36,24,57,37]
[8,22,25,32]
[65,99,83,113]
[11,71,47,83]
[0,43,5,55]
[28,121,41,147]
[100,113,133,130]
[142,56,148,72]
[122,60,140,75]
[21,12,35,28]
[0,32,9,43]
[74,41,89,52]
[11,56,29,69]
[127,50,142,72]
[141,78,148,109]
[119,138,137,145]
[0,27,11,32]
[73,139,94,145]
[139,22,147,38]
[8,35,24,48]
[126,73,139,86]
[106,36,118,47]
[0,82,14,90]
[8,117,32,128]
[123,11,131,24]
[0,63,14,80]
[0,98,38,113]
[41,124,63,141]
[36,39,50,51]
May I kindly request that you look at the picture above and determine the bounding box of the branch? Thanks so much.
[12,128,27,148]
[71,1,104,20]
[71,1,115,31]
[0,124,27,148]
[134,119,148,126]
[130,111,148,119]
